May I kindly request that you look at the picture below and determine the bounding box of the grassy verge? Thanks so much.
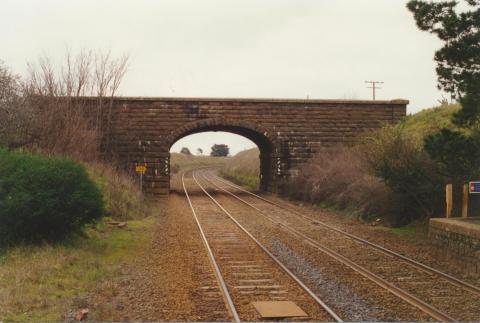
[386,221,429,238]
[220,169,259,190]
[86,162,151,221]
[219,148,260,190]
[0,160,158,322]
[0,216,156,322]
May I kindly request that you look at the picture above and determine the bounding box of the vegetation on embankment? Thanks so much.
[400,104,460,141]
[170,152,226,173]
[220,105,465,226]
[0,51,159,320]
[0,156,157,321]
[287,104,463,226]
[219,148,260,190]
[0,135,156,322]
[87,163,152,221]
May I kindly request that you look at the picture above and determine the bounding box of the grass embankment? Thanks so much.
[0,162,157,322]
[170,152,226,173]
[220,148,260,190]
[402,104,459,141]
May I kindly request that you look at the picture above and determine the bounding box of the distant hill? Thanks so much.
[170,152,226,173]
[224,148,259,173]
[220,148,260,189]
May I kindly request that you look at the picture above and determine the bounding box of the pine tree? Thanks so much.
[407,0,480,181]
[407,0,480,127]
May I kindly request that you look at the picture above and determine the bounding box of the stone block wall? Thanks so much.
[93,97,408,195]
[429,218,480,274]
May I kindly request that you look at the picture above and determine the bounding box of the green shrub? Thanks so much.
[0,149,104,245]
[364,125,446,223]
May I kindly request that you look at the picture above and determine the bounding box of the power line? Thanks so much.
[365,80,384,100]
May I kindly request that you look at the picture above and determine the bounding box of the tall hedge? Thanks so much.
[0,149,104,245]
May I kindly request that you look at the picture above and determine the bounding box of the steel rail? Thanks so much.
[202,172,456,322]
[191,170,344,322]
[211,172,480,297]
[181,172,240,322]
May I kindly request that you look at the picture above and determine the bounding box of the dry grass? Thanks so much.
[224,148,259,174]
[0,217,156,322]
[220,148,260,190]
[170,152,226,173]
[86,163,150,220]
[286,146,395,222]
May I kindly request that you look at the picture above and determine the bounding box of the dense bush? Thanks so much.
[364,126,446,223]
[0,149,104,245]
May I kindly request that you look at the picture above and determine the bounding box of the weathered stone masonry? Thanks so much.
[100,97,407,195]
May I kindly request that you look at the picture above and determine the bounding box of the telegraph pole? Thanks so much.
[365,81,384,100]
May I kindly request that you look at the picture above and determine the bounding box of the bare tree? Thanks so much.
[0,61,38,149]
[3,49,130,161]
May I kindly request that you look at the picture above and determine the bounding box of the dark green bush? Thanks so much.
[0,149,104,245]
[364,125,446,223]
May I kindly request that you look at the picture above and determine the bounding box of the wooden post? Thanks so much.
[462,183,468,218]
[446,184,453,218]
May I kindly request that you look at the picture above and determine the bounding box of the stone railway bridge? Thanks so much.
[97,97,407,195]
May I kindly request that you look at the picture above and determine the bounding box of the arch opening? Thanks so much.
[168,124,276,192]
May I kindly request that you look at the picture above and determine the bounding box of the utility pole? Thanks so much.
[365,81,384,100]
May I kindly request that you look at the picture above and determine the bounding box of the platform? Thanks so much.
[429,217,480,257]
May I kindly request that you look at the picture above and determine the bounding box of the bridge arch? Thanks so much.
[167,118,285,191]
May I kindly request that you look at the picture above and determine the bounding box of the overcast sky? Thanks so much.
[2,0,446,155]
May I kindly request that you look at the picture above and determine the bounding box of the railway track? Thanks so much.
[182,171,342,322]
[198,169,480,322]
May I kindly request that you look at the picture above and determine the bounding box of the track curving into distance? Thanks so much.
[182,171,343,322]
